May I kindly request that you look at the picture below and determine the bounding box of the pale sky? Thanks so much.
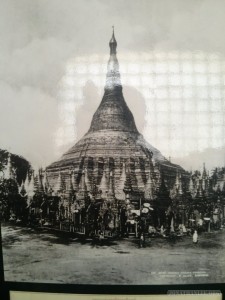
[0,0,225,172]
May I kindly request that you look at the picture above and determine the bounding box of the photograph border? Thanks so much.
[1,0,225,298]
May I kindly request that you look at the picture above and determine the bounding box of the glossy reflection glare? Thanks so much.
[56,50,225,166]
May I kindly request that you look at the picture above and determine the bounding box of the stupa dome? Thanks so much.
[46,29,184,201]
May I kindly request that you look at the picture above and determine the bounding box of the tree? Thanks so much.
[154,175,171,227]
[0,149,31,184]
[0,178,23,221]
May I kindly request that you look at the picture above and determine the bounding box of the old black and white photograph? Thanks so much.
[1,0,225,285]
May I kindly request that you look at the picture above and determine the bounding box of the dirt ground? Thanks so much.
[1,224,225,284]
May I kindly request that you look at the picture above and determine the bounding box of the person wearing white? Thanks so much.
[193,230,198,244]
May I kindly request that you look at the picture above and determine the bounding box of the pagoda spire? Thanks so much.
[178,173,183,195]
[38,169,44,193]
[175,170,180,190]
[105,26,121,91]
[67,169,74,197]
[54,170,64,194]
[76,169,87,204]
[135,159,145,191]
[145,161,155,200]
[27,170,35,199]
[72,169,79,191]
[108,171,115,200]
[99,168,108,199]
[110,26,117,54]
[188,176,196,198]
[201,163,208,191]
[84,167,91,192]
[88,29,138,134]
[115,162,126,200]
[123,167,132,196]
[79,169,86,192]
[170,169,183,198]
[42,170,50,193]
[202,163,207,179]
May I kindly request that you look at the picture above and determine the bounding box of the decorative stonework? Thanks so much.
[46,30,186,205]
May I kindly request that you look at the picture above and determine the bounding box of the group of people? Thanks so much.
[139,229,198,248]
[138,224,199,248]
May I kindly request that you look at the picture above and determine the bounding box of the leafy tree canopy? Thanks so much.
[0,149,32,184]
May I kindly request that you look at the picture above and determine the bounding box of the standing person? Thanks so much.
[182,224,187,234]
[193,230,198,244]
[99,231,104,246]
[139,232,145,248]
[160,225,165,236]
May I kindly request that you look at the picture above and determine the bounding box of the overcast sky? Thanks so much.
[1,0,225,172]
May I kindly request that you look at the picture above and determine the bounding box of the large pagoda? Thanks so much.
[46,29,185,206]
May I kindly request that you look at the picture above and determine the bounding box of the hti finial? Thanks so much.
[109,25,117,54]
[112,26,115,38]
